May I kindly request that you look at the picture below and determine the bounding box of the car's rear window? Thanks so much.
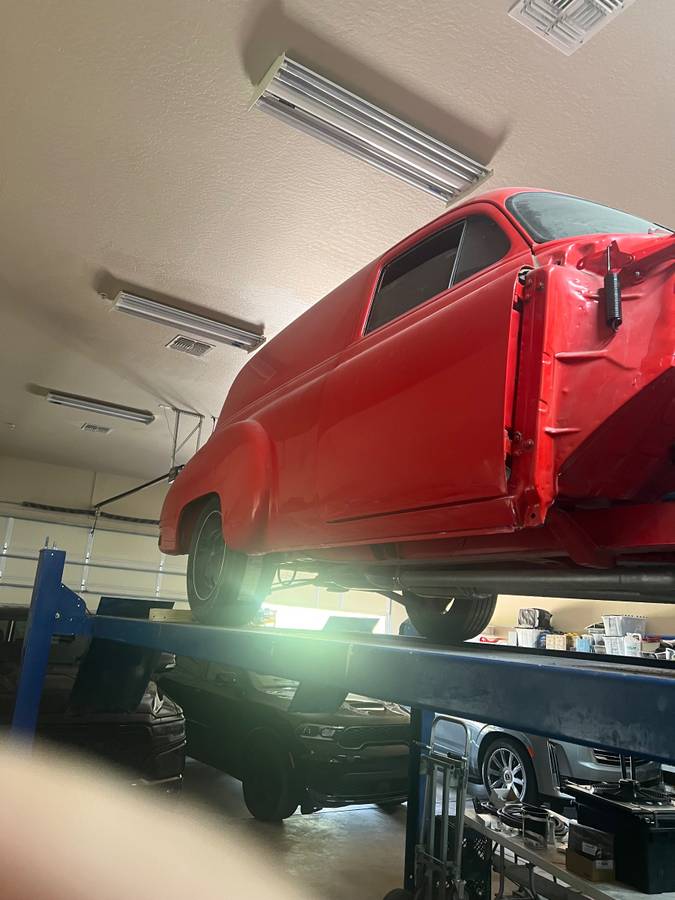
[506,191,669,243]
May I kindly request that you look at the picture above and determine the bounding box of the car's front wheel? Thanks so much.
[186,497,276,626]
[481,736,538,803]
[403,592,497,643]
[241,738,300,822]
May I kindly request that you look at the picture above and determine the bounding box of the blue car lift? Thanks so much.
[11,548,675,894]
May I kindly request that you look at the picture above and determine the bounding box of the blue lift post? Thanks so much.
[11,549,90,739]
[11,548,675,889]
[403,708,434,894]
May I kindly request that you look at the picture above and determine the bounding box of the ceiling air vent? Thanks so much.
[80,423,112,434]
[166,335,214,357]
[509,0,636,55]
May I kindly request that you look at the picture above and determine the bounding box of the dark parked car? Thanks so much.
[161,656,410,820]
[0,605,186,789]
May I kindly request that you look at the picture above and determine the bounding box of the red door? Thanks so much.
[316,203,532,534]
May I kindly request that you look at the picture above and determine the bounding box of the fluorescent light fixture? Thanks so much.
[113,291,265,352]
[47,391,155,425]
[509,0,636,55]
[251,54,492,203]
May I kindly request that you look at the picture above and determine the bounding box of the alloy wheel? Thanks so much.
[485,746,527,799]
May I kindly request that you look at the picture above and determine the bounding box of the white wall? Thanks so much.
[0,454,170,519]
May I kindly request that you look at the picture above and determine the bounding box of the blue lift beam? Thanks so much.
[11,547,675,896]
[13,548,675,762]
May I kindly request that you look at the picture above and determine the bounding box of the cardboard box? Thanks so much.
[546,633,568,651]
[566,849,615,883]
[567,824,615,883]
[568,823,614,859]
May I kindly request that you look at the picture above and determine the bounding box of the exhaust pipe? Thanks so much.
[365,566,675,604]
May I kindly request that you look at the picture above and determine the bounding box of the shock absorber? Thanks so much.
[605,243,622,331]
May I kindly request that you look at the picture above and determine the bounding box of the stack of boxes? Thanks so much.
[601,615,648,655]
[506,609,655,656]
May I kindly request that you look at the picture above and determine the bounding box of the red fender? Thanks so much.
[159,420,273,554]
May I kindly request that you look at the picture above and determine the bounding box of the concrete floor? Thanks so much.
[180,758,408,899]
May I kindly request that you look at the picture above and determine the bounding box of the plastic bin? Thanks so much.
[602,615,647,636]
[516,627,546,648]
[602,636,625,655]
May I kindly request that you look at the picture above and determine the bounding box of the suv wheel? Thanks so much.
[187,497,276,626]
[482,736,538,803]
[242,739,300,822]
[403,593,497,643]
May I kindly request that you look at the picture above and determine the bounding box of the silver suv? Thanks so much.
[435,718,661,804]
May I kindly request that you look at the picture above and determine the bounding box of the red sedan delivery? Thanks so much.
[160,188,675,643]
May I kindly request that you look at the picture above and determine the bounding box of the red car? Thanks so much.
[160,188,675,643]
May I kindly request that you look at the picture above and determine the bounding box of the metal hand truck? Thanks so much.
[414,715,472,900]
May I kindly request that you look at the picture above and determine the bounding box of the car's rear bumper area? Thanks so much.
[143,737,187,784]
[38,714,187,785]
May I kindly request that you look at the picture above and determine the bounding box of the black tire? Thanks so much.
[241,738,300,822]
[481,736,538,804]
[403,593,497,643]
[382,891,414,900]
[186,497,275,626]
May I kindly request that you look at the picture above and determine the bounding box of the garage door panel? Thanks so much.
[87,569,157,598]
[93,531,161,567]
[2,556,39,587]
[159,573,187,601]
[10,520,89,559]
[0,516,183,604]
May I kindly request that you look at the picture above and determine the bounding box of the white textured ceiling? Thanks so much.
[0,0,673,480]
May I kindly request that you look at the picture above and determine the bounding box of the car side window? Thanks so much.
[365,222,464,334]
[451,214,511,285]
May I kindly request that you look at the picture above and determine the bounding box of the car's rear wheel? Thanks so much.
[186,497,276,626]
[403,592,497,643]
[481,736,538,803]
[242,738,300,822]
